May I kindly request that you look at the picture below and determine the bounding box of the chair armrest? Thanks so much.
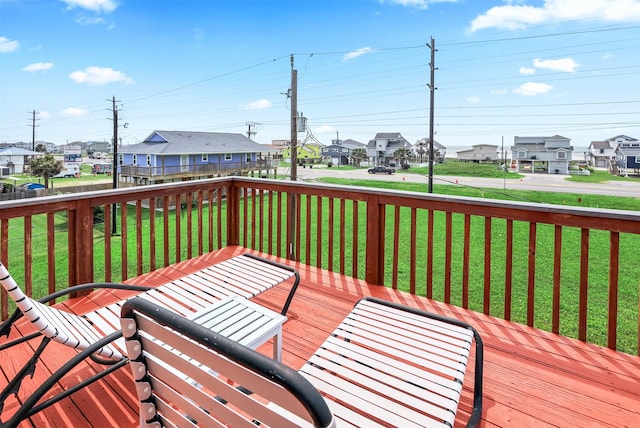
[38,283,154,305]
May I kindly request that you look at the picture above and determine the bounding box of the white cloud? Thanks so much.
[61,0,119,13]
[23,62,54,72]
[381,0,459,8]
[490,88,508,95]
[466,96,480,103]
[533,57,579,73]
[343,47,375,62]
[60,107,89,117]
[382,0,429,9]
[513,82,553,96]
[69,66,133,85]
[245,99,271,110]
[519,67,536,75]
[603,53,615,59]
[76,16,108,25]
[469,0,640,32]
[315,124,335,134]
[0,36,19,53]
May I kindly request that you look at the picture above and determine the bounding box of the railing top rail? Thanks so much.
[231,177,640,232]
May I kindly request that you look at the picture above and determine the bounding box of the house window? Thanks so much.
[557,151,566,160]
[599,149,605,154]
[202,154,208,162]
[517,150,526,159]
[132,154,137,165]
[225,153,232,161]
[246,153,252,162]
[146,155,151,166]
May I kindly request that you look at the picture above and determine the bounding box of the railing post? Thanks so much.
[365,193,382,285]
[71,199,94,294]
[227,181,240,246]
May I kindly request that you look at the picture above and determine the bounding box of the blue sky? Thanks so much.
[1,0,639,151]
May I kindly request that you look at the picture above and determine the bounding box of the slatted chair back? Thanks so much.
[121,297,336,428]
[0,263,124,360]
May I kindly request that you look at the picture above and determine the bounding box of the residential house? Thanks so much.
[586,140,615,168]
[86,141,111,157]
[456,144,498,163]
[510,135,573,174]
[118,130,278,186]
[321,138,366,166]
[0,147,42,175]
[367,132,411,166]
[614,136,640,176]
[415,138,446,163]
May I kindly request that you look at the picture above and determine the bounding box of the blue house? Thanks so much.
[119,130,278,185]
[613,135,640,176]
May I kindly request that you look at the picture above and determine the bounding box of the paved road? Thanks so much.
[292,165,640,198]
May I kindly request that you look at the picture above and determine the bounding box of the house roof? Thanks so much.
[341,139,365,149]
[589,141,612,150]
[616,146,640,155]
[367,133,411,149]
[123,131,277,155]
[416,138,446,150]
[0,147,42,156]
[607,135,638,142]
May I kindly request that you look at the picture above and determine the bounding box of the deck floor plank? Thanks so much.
[1,246,638,427]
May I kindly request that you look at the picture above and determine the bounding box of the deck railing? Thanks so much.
[1,176,638,355]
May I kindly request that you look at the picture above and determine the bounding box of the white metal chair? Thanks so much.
[121,296,483,428]
[0,253,299,427]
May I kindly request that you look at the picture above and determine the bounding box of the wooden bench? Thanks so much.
[121,296,483,427]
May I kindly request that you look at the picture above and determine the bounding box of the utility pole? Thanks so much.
[290,55,298,182]
[107,96,121,234]
[288,55,298,260]
[246,122,260,139]
[28,110,39,151]
[427,37,437,193]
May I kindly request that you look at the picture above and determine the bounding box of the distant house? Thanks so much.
[586,140,615,168]
[510,135,573,174]
[0,147,42,175]
[86,141,111,157]
[456,144,498,163]
[367,132,411,166]
[321,138,365,166]
[118,130,278,186]
[415,138,446,163]
[614,136,640,176]
[280,140,323,165]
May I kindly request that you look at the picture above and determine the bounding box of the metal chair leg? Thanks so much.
[0,337,50,414]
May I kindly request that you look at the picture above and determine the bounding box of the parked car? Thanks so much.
[368,166,395,174]
[52,163,80,178]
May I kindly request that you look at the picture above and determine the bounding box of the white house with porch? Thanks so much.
[510,135,573,174]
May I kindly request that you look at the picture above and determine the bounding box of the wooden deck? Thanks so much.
[1,246,639,427]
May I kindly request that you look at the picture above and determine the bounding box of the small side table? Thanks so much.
[187,295,287,361]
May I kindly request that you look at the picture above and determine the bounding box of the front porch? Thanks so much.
[1,246,638,427]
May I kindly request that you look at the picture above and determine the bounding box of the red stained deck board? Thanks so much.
[1,246,639,427]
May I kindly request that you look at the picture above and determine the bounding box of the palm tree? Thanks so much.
[393,147,413,169]
[349,148,368,167]
[29,153,63,188]
[415,142,427,162]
